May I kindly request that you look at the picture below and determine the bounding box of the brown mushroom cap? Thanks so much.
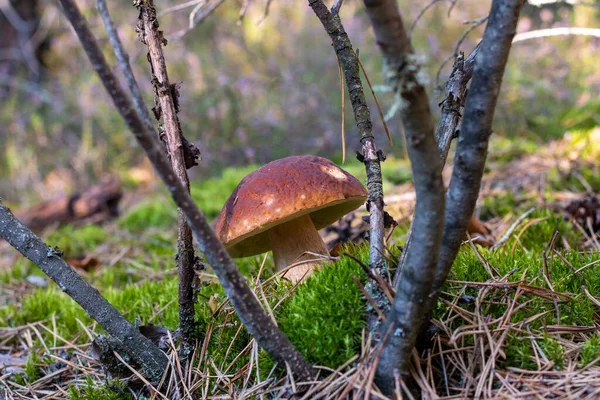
[215,155,367,258]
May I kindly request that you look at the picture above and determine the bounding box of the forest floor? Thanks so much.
[0,128,600,399]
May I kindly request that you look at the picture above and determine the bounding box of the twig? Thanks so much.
[357,55,393,146]
[57,0,314,382]
[512,27,600,43]
[492,207,535,250]
[307,0,386,272]
[408,0,451,37]
[170,0,226,39]
[435,15,488,88]
[97,0,200,169]
[336,55,346,163]
[0,202,168,381]
[435,42,481,169]
[257,0,274,24]
[136,0,197,360]
[331,0,344,15]
[361,0,446,395]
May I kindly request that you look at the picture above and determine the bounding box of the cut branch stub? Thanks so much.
[215,155,367,283]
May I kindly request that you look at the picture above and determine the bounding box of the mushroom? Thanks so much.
[215,155,367,282]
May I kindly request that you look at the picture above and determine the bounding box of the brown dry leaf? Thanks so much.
[208,294,219,314]
[67,255,100,271]
[467,216,496,247]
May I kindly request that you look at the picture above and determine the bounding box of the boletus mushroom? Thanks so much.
[215,155,367,282]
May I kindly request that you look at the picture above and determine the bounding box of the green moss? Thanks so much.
[540,334,564,369]
[442,214,600,370]
[579,334,600,367]
[278,244,368,367]
[68,377,131,400]
[46,224,107,255]
[190,165,258,221]
[479,191,520,220]
[118,198,177,232]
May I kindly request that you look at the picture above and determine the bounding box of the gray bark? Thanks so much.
[428,0,526,323]
[361,0,446,394]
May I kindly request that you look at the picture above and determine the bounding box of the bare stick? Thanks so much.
[0,202,168,381]
[307,0,386,272]
[512,27,600,42]
[57,0,314,382]
[136,0,197,359]
[362,0,446,394]
[436,42,481,169]
[428,0,526,347]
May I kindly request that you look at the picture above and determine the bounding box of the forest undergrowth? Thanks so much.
[0,128,599,398]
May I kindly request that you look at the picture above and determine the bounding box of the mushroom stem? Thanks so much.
[268,214,330,283]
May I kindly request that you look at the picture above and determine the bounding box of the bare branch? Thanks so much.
[170,0,226,39]
[57,0,314,382]
[513,27,600,42]
[307,0,386,272]
[361,0,445,394]
[331,0,344,15]
[435,15,488,88]
[0,202,168,381]
[96,0,200,169]
[435,42,481,168]
[428,0,526,341]
[135,0,198,358]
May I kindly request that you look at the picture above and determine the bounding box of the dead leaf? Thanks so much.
[67,255,100,271]
[467,216,496,247]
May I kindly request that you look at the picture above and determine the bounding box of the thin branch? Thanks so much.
[96,0,153,142]
[0,203,168,381]
[170,0,226,39]
[362,0,445,395]
[529,0,600,8]
[57,0,314,382]
[136,0,197,359]
[427,0,526,346]
[435,15,488,88]
[408,0,449,37]
[336,55,346,163]
[435,42,481,168]
[512,27,600,42]
[357,55,393,146]
[307,0,386,272]
[96,0,200,170]
[331,0,344,15]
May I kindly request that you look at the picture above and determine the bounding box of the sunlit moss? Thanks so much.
[277,244,369,367]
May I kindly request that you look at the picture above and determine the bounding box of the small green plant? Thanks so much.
[539,334,564,370]
[68,377,130,400]
[579,334,600,367]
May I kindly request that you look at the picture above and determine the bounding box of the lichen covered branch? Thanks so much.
[0,203,168,381]
[57,0,314,382]
[307,0,386,272]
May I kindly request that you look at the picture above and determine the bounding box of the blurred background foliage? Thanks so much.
[1,0,599,206]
